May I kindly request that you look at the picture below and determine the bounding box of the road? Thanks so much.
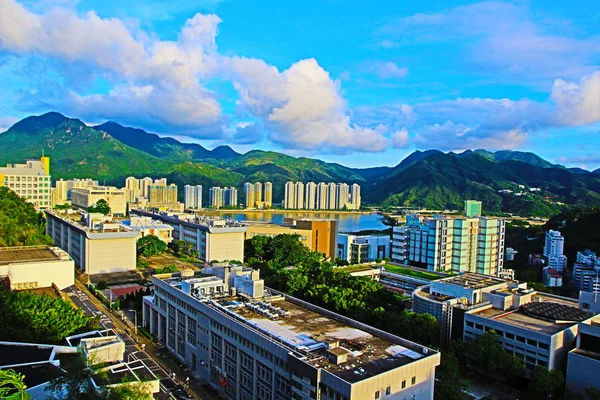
[64,283,214,400]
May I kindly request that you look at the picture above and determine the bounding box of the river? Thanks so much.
[218,211,388,232]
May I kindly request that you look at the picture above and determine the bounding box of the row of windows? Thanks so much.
[465,321,549,350]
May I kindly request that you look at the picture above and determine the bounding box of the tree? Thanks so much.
[136,235,167,261]
[528,368,564,399]
[104,382,154,400]
[0,289,97,344]
[244,235,270,261]
[87,199,111,215]
[0,369,30,400]
[586,388,600,400]
[435,353,468,400]
[0,187,52,246]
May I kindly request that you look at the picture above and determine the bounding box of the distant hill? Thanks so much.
[366,152,600,217]
[568,167,590,175]
[3,112,600,215]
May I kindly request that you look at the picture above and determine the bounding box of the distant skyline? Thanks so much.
[0,0,599,169]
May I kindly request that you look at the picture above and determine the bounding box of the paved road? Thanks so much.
[64,284,191,400]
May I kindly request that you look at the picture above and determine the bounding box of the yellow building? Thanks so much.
[0,156,52,210]
[245,223,313,248]
[148,184,178,204]
[71,186,128,216]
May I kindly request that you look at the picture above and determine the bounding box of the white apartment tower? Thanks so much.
[351,183,361,210]
[0,156,52,210]
[338,183,350,210]
[264,182,273,207]
[209,187,223,209]
[294,182,305,210]
[316,182,328,210]
[284,181,296,209]
[305,182,317,210]
[544,230,567,272]
[244,182,255,208]
[184,185,202,209]
[254,182,263,204]
[327,182,337,209]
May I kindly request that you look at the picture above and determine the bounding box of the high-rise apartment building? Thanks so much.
[209,187,224,209]
[124,177,168,200]
[254,182,262,204]
[244,182,255,208]
[184,185,202,209]
[284,182,296,209]
[305,182,317,210]
[316,182,328,210]
[350,183,361,210]
[148,184,178,204]
[327,182,337,209]
[294,182,304,210]
[464,200,482,217]
[338,183,350,210]
[544,230,567,272]
[0,156,52,210]
[391,214,505,275]
[264,182,272,207]
[224,187,238,207]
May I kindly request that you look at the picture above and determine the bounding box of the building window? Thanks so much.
[375,390,380,399]
[411,376,416,385]
[385,386,391,395]
[401,380,406,389]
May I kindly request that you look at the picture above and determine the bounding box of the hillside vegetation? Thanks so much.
[0,187,52,246]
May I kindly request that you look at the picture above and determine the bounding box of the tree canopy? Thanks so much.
[136,235,167,260]
[0,369,30,400]
[0,289,98,344]
[88,199,111,215]
[0,187,52,247]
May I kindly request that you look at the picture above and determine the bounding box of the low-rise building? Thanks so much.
[505,247,518,261]
[566,316,600,397]
[45,210,140,275]
[0,245,74,290]
[285,218,338,261]
[0,156,52,210]
[543,267,563,287]
[245,222,313,249]
[143,266,440,400]
[579,291,600,315]
[337,233,390,264]
[120,216,174,244]
[71,186,128,216]
[132,210,247,262]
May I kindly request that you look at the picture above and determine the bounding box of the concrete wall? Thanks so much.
[206,232,245,262]
[566,351,600,397]
[86,238,137,275]
[0,258,74,290]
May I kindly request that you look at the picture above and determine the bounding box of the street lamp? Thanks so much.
[128,309,137,335]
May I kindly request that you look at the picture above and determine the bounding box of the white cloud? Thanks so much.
[0,116,19,132]
[391,128,409,148]
[552,71,600,126]
[363,61,408,79]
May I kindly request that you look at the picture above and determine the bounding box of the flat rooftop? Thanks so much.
[471,294,591,335]
[203,290,431,383]
[0,344,53,367]
[0,247,59,266]
[441,273,510,289]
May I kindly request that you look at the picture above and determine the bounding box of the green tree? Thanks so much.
[0,187,53,247]
[87,199,111,215]
[103,382,154,400]
[471,331,507,375]
[0,289,97,344]
[586,388,600,400]
[0,369,30,400]
[435,353,468,400]
[244,235,271,261]
[136,235,167,261]
[528,368,564,399]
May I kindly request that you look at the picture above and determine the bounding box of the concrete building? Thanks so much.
[579,291,600,315]
[45,210,140,275]
[543,267,563,287]
[287,219,338,261]
[210,187,224,209]
[244,182,255,208]
[391,214,505,275]
[254,182,263,204]
[544,230,567,272]
[264,182,273,207]
[143,267,440,400]
[71,186,128,216]
[572,250,600,292]
[184,185,203,209]
[120,216,174,244]
[148,184,178,204]
[337,183,350,210]
[0,156,51,210]
[53,178,99,205]
[566,316,600,397]
[295,182,305,210]
[133,210,247,262]
[316,182,328,210]
[305,182,317,210]
[0,246,74,290]
[505,247,518,261]
[245,222,313,249]
[337,233,390,264]
[327,182,337,209]
[413,273,595,367]
[464,200,482,217]
[224,187,238,207]
[350,184,361,210]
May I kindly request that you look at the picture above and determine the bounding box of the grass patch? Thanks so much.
[138,326,153,341]
[383,265,440,281]
[336,264,378,274]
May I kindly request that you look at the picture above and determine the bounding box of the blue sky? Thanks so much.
[1,0,599,169]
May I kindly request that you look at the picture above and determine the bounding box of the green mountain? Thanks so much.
[368,152,600,216]
[0,113,244,202]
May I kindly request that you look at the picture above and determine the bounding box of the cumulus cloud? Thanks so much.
[363,61,408,79]
[391,128,409,148]
[228,57,391,153]
[552,71,600,126]
[228,122,264,145]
